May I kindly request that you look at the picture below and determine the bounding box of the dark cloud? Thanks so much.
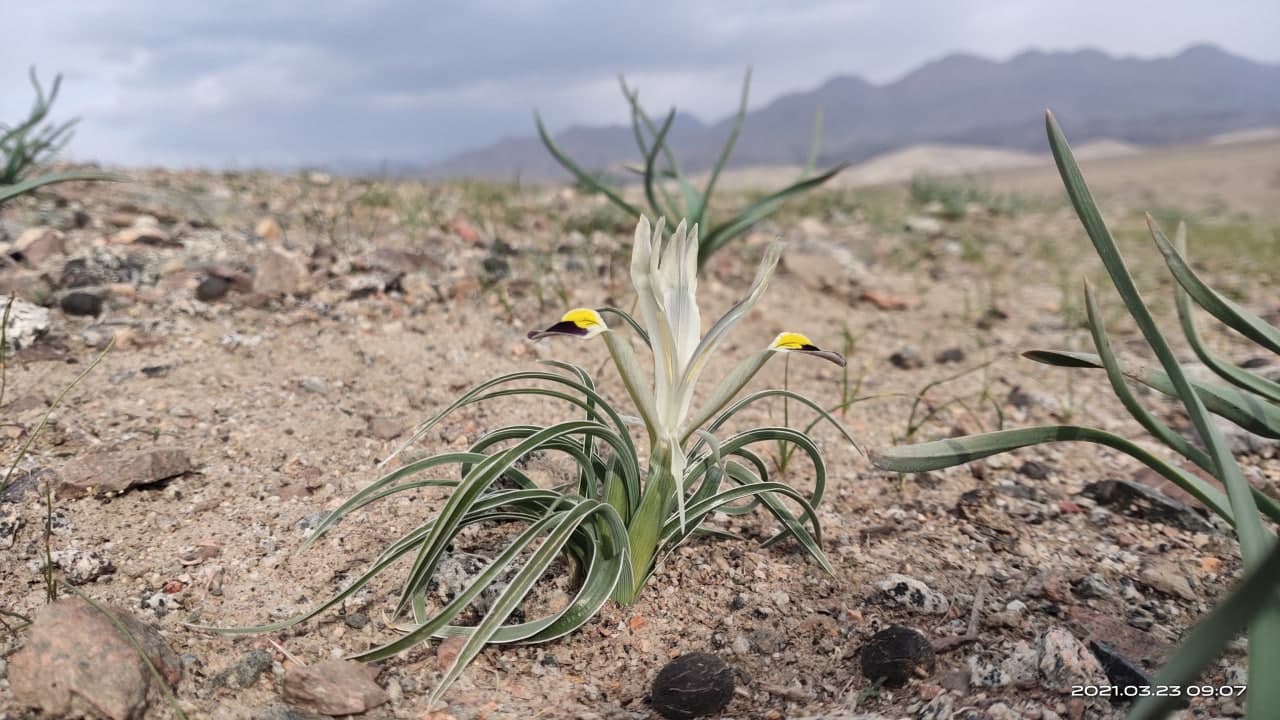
[3,0,1277,168]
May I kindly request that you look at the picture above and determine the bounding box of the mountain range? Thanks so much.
[418,44,1280,181]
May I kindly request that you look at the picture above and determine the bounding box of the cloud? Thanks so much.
[2,0,1277,168]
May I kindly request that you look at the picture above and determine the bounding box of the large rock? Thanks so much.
[13,227,66,266]
[283,659,388,716]
[9,597,181,720]
[1,296,51,351]
[253,247,312,297]
[1037,626,1108,693]
[58,448,193,499]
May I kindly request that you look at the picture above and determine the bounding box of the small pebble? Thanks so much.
[60,292,103,317]
[196,275,231,301]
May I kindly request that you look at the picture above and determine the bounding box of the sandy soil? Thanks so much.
[0,136,1276,720]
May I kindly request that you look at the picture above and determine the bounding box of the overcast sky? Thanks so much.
[4,1,1277,170]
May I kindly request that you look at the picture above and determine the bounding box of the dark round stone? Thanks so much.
[196,275,231,302]
[859,625,935,686]
[59,291,103,317]
[650,652,735,720]
[481,255,510,282]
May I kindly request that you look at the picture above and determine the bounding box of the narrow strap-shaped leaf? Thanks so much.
[873,425,1247,526]
[0,170,123,205]
[1080,281,1216,472]
[1046,111,1269,569]
[425,499,626,704]
[618,78,683,217]
[394,420,615,616]
[641,109,680,222]
[383,370,637,471]
[1025,350,1280,439]
[697,162,849,268]
[596,306,651,348]
[532,111,641,217]
[659,476,831,575]
[1149,217,1280,355]
[695,387,862,454]
[1156,223,1280,403]
[694,67,751,225]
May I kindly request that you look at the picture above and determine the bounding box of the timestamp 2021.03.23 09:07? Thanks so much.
[1072,685,1246,699]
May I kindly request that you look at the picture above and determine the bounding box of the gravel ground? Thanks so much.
[0,153,1276,719]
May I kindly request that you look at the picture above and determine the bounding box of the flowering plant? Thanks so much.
[220,217,854,703]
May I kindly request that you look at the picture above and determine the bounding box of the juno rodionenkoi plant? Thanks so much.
[215,216,856,703]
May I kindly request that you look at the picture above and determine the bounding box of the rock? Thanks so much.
[889,346,926,370]
[876,574,949,614]
[0,506,21,549]
[859,625,935,686]
[934,347,966,364]
[196,275,231,302]
[1072,607,1172,669]
[212,649,274,689]
[366,416,403,441]
[1017,460,1051,480]
[452,219,480,244]
[0,267,54,299]
[782,252,856,295]
[1071,573,1114,600]
[903,216,944,236]
[649,652,735,720]
[918,691,955,720]
[797,217,829,238]
[9,597,180,720]
[282,659,388,716]
[13,227,65,265]
[252,705,328,720]
[858,288,918,311]
[46,547,116,583]
[1138,559,1197,601]
[58,448,193,499]
[1,296,51,350]
[481,255,510,283]
[60,291,104,317]
[1037,627,1107,693]
[110,227,173,246]
[1081,478,1213,532]
[254,216,283,242]
[1089,639,1157,699]
[253,247,312,297]
[1026,571,1072,604]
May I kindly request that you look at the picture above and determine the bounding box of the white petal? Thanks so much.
[629,216,679,430]
[672,242,782,422]
[660,220,700,371]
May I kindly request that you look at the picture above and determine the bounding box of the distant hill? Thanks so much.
[419,44,1280,181]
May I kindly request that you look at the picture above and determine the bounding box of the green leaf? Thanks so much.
[1046,111,1269,570]
[1025,350,1280,439]
[697,162,849,269]
[1148,217,1280,355]
[0,170,123,205]
[533,111,640,217]
[693,67,751,225]
[873,425,1244,525]
[1156,222,1280,404]
[1079,281,1216,472]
